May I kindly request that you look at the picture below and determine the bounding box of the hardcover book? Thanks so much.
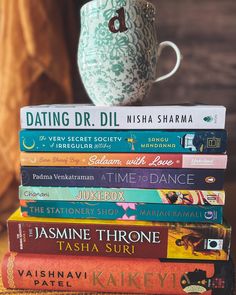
[19,186,226,205]
[19,130,227,154]
[8,209,231,260]
[20,152,228,169]
[2,252,234,294]
[21,167,225,190]
[20,200,223,223]
[20,104,226,129]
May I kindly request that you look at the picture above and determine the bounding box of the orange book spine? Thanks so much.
[2,252,234,294]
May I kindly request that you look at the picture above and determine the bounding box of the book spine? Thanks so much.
[19,130,227,154]
[2,253,234,293]
[8,216,231,260]
[20,200,223,223]
[7,216,231,260]
[20,152,228,169]
[20,105,226,129]
[19,186,226,205]
[21,167,225,190]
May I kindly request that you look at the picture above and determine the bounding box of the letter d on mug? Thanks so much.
[78,0,182,106]
[108,7,128,33]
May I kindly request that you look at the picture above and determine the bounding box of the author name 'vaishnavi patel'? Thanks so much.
[17,268,177,289]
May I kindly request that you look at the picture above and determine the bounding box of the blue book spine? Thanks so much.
[21,167,225,190]
[20,200,223,223]
[19,130,227,153]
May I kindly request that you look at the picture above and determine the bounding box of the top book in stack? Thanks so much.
[20,105,226,130]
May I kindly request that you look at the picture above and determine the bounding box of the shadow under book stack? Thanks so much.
[1,105,235,294]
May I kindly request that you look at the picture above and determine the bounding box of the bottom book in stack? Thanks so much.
[2,252,235,294]
[2,209,235,294]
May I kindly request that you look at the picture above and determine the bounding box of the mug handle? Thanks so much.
[154,41,182,83]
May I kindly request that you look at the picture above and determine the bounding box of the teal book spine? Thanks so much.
[19,186,226,205]
[20,200,223,223]
[19,130,227,153]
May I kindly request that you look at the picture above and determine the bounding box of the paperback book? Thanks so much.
[21,167,225,190]
[19,186,226,205]
[20,104,226,130]
[20,152,228,169]
[19,130,227,153]
[20,200,223,223]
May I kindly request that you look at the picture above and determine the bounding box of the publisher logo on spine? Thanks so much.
[203,116,214,123]
[205,176,216,184]
[207,137,221,148]
[204,211,217,220]
[207,239,223,250]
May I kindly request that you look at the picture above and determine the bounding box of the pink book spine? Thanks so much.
[183,154,227,169]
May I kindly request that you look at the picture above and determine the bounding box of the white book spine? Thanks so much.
[20,105,226,129]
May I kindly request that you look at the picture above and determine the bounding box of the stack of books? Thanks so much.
[1,104,234,294]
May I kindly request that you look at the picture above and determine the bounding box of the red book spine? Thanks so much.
[2,252,234,294]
